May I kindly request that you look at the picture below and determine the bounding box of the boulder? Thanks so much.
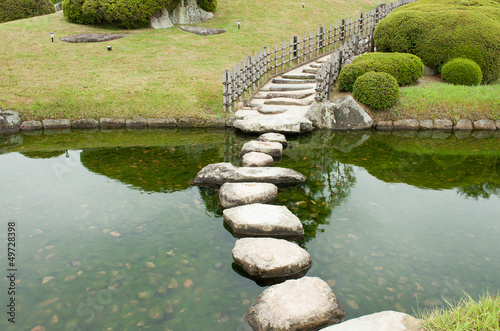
[242,152,274,167]
[223,203,304,238]
[320,310,421,331]
[245,277,345,330]
[434,119,453,130]
[241,140,283,158]
[419,119,433,130]
[0,110,21,134]
[194,163,305,187]
[219,182,278,208]
[180,26,225,36]
[258,132,288,147]
[306,97,373,130]
[453,119,473,131]
[169,0,213,25]
[473,119,496,130]
[149,8,174,29]
[232,237,312,278]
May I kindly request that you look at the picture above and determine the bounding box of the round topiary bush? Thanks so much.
[337,52,423,92]
[0,0,56,24]
[441,58,483,86]
[352,72,400,110]
[374,0,500,84]
[197,0,217,12]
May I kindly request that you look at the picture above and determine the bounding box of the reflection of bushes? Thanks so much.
[21,150,66,159]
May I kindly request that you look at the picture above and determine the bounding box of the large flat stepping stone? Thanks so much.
[232,238,312,278]
[258,107,287,115]
[223,203,304,238]
[242,152,274,167]
[241,140,283,158]
[245,277,345,330]
[320,311,421,331]
[264,99,313,106]
[254,92,313,99]
[219,182,278,208]
[282,73,317,80]
[267,84,315,91]
[233,116,313,134]
[194,163,305,187]
[272,78,317,84]
[258,132,287,147]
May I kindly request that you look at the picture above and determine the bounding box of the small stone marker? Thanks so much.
[223,203,304,238]
[258,132,288,147]
[242,152,274,167]
[241,140,283,158]
[245,277,345,330]
[232,237,312,278]
[219,182,278,208]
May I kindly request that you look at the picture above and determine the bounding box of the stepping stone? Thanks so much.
[242,152,274,167]
[223,203,304,238]
[310,63,322,68]
[258,133,287,147]
[258,107,287,115]
[245,277,345,330]
[272,78,317,84]
[303,68,318,74]
[282,73,316,80]
[267,84,315,91]
[194,163,306,187]
[233,116,313,134]
[256,92,313,99]
[264,99,313,106]
[321,311,420,331]
[232,237,312,278]
[241,140,283,158]
[219,182,278,208]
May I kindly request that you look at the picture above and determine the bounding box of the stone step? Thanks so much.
[272,78,317,84]
[281,73,316,80]
[219,182,278,208]
[310,63,322,68]
[258,107,287,115]
[242,152,274,167]
[264,99,313,106]
[303,68,318,74]
[262,84,315,92]
[241,140,283,158]
[254,92,313,99]
[223,203,304,238]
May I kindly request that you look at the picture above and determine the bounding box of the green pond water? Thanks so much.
[0,129,499,331]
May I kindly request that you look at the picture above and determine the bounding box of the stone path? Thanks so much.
[232,53,335,134]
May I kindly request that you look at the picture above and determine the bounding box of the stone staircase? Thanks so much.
[232,54,333,134]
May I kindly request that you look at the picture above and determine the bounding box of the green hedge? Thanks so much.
[338,52,423,92]
[352,72,400,110]
[63,0,181,28]
[374,0,500,84]
[441,58,483,86]
[197,0,217,12]
[0,0,56,24]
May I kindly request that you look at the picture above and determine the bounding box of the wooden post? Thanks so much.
[319,26,324,54]
[340,19,345,43]
[293,36,298,63]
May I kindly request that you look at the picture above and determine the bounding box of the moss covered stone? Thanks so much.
[374,0,500,84]
[338,52,423,92]
[352,72,400,110]
[441,58,483,86]
[0,0,56,24]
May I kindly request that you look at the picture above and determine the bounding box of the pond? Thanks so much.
[1,128,499,330]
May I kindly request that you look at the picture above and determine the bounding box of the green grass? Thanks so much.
[418,292,500,331]
[0,0,382,121]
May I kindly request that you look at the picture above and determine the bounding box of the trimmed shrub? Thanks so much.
[197,0,217,12]
[352,72,400,110]
[374,0,500,84]
[0,0,56,24]
[63,0,180,28]
[441,58,483,86]
[338,52,423,92]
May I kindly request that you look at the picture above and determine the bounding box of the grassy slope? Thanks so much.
[0,0,380,121]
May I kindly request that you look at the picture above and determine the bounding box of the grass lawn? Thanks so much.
[0,0,382,121]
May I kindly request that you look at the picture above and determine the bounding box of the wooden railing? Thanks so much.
[222,0,417,112]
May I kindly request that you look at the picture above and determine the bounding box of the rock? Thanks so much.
[169,0,214,25]
[43,119,71,130]
[223,203,304,238]
[272,78,316,84]
[267,84,315,91]
[307,97,373,130]
[55,2,63,11]
[178,117,205,127]
[61,34,130,43]
[258,107,287,115]
[320,310,421,331]
[21,121,43,132]
[245,277,345,330]
[219,182,278,208]
[233,116,313,133]
[419,120,433,130]
[434,119,453,130]
[150,8,174,29]
[232,238,312,278]
[180,25,226,36]
[72,119,99,129]
[474,119,496,130]
[496,120,500,129]
[242,152,274,167]
[375,120,393,131]
[100,118,125,128]
[423,65,438,76]
[393,119,419,130]
[241,140,283,158]
[126,118,148,128]
[147,118,177,128]
[453,119,473,131]
[205,117,226,127]
[194,163,306,187]
[0,110,21,134]
[258,132,288,147]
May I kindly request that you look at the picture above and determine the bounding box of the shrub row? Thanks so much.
[0,0,55,24]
